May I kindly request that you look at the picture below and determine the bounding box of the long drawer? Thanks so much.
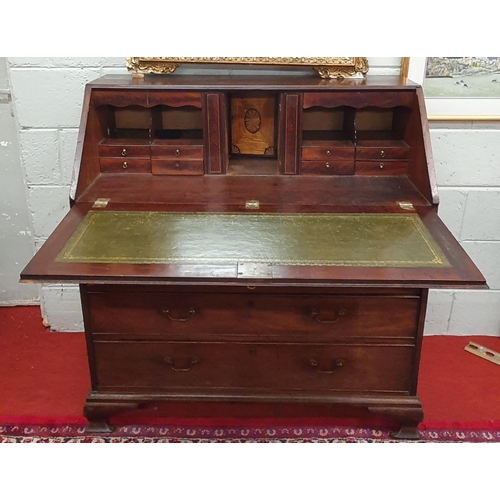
[87,292,420,340]
[93,341,414,393]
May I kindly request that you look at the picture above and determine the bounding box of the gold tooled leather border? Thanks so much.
[56,212,449,268]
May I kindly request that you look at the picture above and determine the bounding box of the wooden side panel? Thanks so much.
[73,86,106,201]
[400,88,437,205]
[410,289,427,395]
[281,93,300,175]
[417,87,439,205]
[204,93,228,174]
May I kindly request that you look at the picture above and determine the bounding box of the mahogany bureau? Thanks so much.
[21,74,486,439]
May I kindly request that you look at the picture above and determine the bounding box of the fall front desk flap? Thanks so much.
[56,211,450,268]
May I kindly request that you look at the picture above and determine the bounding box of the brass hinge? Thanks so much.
[237,262,273,279]
[93,198,110,208]
[465,342,500,366]
[245,200,260,210]
[398,201,415,211]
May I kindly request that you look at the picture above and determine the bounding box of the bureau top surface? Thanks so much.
[88,74,419,91]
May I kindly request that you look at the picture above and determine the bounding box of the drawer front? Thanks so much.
[302,146,354,161]
[93,341,414,393]
[91,90,148,107]
[356,146,409,161]
[99,158,151,173]
[303,91,415,109]
[355,161,408,176]
[151,144,204,159]
[301,160,354,175]
[152,159,204,176]
[87,292,420,340]
[98,145,151,158]
[147,91,202,108]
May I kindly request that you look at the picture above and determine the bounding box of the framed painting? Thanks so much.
[126,57,369,80]
[404,57,500,120]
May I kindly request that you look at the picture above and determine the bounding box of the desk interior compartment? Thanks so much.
[150,99,204,175]
[301,105,355,176]
[354,106,411,176]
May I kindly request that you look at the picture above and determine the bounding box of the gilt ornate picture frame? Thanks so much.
[126,57,369,80]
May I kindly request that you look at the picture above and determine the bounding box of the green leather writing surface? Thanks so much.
[56,211,450,267]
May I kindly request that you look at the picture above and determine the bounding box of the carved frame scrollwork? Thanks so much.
[126,57,369,80]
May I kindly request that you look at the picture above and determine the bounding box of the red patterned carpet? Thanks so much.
[2,421,499,443]
[1,305,499,442]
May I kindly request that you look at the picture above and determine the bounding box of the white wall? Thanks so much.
[0,58,39,305]
[7,57,127,329]
[427,121,500,335]
[5,57,499,335]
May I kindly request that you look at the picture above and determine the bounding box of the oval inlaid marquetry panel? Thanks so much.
[244,108,261,134]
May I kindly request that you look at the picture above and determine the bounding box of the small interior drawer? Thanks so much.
[302,146,355,161]
[301,161,354,175]
[99,158,151,173]
[152,159,204,176]
[98,144,151,158]
[355,161,408,176]
[151,144,204,159]
[356,146,410,160]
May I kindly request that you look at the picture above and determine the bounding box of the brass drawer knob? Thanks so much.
[379,163,384,169]
[325,162,330,168]
[175,162,180,168]
[175,149,181,156]
[121,148,127,156]
[380,150,385,158]
[326,150,331,156]
[122,162,128,169]
[309,358,345,374]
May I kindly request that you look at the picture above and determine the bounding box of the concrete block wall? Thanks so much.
[7,57,127,330]
[428,122,500,335]
[5,57,499,335]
